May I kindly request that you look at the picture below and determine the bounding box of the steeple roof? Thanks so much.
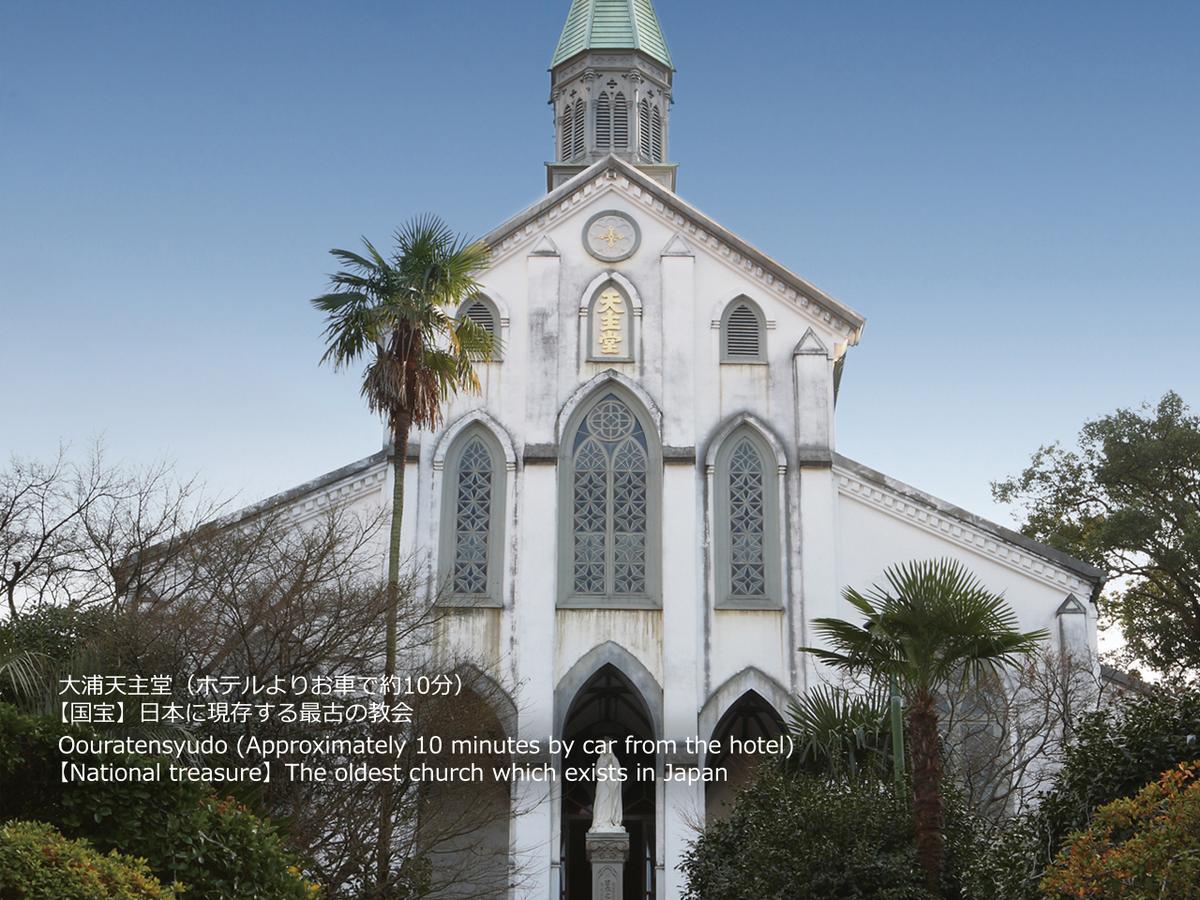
[551,0,673,69]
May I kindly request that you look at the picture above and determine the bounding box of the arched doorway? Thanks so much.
[705,691,785,823]
[561,664,657,900]
[419,686,512,898]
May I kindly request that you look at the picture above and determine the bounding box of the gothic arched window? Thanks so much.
[458,295,501,361]
[440,428,506,605]
[721,297,767,362]
[650,107,663,162]
[714,427,782,608]
[560,391,661,607]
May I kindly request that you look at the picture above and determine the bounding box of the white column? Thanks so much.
[792,337,839,688]
[526,239,562,444]
[659,238,702,899]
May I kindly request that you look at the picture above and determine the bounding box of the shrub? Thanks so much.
[0,704,317,898]
[0,819,180,899]
[680,768,937,900]
[960,682,1200,900]
[1042,761,1200,898]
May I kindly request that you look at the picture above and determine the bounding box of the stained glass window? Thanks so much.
[727,437,767,598]
[571,395,648,596]
[452,437,493,595]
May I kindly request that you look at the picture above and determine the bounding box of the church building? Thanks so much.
[249,1,1104,896]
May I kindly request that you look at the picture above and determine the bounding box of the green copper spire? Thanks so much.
[551,0,673,69]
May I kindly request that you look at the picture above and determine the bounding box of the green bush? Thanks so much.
[0,819,179,899]
[680,768,938,900]
[961,682,1200,900]
[0,704,317,898]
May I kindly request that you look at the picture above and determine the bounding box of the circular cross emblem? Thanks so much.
[583,210,641,262]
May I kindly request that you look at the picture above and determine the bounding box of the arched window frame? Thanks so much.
[585,278,636,362]
[711,424,784,609]
[720,296,768,363]
[557,386,662,609]
[438,425,507,607]
[457,294,502,361]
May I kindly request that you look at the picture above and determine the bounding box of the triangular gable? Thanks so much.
[480,155,866,344]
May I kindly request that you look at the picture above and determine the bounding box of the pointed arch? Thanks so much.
[433,410,517,471]
[556,369,662,444]
[708,420,784,608]
[720,295,767,362]
[557,381,662,608]
[436,421,509,605]
[554,640,663,738]
[703,413,789,472]
[580,271,642,362]
[457,294,502,361]
[697,667,790,762]
[447,662,519,739]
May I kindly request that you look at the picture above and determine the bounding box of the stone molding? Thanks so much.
[482,158,863,340]
[835,465,1095,596]
[586,832,631,863]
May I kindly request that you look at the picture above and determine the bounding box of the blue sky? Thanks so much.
[2,0,1197,525]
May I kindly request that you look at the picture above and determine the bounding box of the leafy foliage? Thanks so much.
[802,559,1048,691]
[311,216,493,434]
[0,703,317,899]
[785,683,892,778]
[800,558,1046,887]
[960,681,1200,899]
[0,819,180,899]
[994,391,1200,675]
[312,216,494,892]
[1042,761,1200,898]
[680,769,937,900]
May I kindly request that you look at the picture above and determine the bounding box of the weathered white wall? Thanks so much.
[245,161,1098,900]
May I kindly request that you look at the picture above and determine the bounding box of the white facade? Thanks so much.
[250,154,1101,899]
[241,7,1102,895]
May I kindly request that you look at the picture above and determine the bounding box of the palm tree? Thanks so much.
[311,215,491,891]
[800,558,1046,890]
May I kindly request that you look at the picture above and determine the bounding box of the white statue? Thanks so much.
[589,749,625,833]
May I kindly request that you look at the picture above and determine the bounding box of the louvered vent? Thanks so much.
[650,107,663,162]
[613,92,628,149]
[724,303,763,360]
[596,92,612,151]
[638,99,651,158]
[460,298,497,359]
[560,109,573,160]
[572,100,586,159]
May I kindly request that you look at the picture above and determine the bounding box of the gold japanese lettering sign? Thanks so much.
[590,286,632,359]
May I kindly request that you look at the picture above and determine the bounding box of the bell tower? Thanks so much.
[547,0,677,192]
